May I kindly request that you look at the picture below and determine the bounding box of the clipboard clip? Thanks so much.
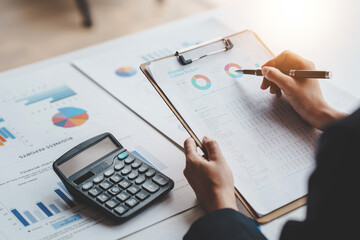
[175,39,233,65]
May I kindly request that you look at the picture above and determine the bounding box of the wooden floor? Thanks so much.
[0,0,236,72]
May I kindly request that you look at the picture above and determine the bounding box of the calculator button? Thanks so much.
[93,175,104,184]
[99,180,113,190]
[145,169,156,178]
[124,156,135,164]
[119,179,132,189]
[142,181,160,193]
[118,152,129,160]
[105,199,119,209]
[82,182,93,191]
[138,165,149,173]
[116,192,131,202]
[132,160,142,169]
[136,190,150,201]
[89,187,102,197]
[104,168,115,177]
[125,198,139,208]
[121,166,132,175]
[108,186,122,196]
[109,173,123,183]
[152,174,169,186]
[128,170,139,180]
[114,162,125,171]
[97,193,110,203]
[135,175,146,185]
[114,205,129,215]
[127,185,141,195]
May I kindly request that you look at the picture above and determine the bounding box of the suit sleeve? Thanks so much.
[280,109,360,240]
[184,208,266,240]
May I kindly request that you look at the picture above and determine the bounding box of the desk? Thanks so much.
[1,1,359,239]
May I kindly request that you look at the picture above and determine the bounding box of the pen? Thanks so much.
[235,69,332,79]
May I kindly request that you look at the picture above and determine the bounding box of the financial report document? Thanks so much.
[0,64,196,240]
[72,19,232,147]
[149,31,321,215]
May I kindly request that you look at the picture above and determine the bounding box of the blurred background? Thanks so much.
[0,0,238,72]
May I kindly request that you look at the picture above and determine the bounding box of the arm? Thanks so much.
[183,137,266,240]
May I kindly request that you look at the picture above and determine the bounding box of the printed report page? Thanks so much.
[0,64,196,240]
[150,31,321,215]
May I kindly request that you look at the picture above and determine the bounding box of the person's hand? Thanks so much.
[261,50,347,130]
[183,136,237,213]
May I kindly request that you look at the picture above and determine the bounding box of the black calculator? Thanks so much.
[53,133,174,221]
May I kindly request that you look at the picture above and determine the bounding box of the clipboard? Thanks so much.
[140,30,307,224]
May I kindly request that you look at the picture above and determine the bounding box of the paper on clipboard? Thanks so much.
[145,31,321,218]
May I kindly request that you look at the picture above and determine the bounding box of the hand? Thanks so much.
[261,50,347,130]
[183,136,238,213]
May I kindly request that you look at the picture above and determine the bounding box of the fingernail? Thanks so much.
[203,136,212,141]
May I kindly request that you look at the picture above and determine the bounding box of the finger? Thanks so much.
[184,138,201,163]
[274,85,282,98]
[262,66,294,91]
[202,136,224,161]
[262,58,276,68]
[260,78,271,90]
[270,50,315,71]
[270,84,275,94]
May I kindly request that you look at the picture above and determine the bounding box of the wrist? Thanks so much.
[313,103,348,130]
[205,190,238,213]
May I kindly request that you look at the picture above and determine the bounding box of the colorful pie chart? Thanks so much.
[191,74,211,90]
[225,63,243,78]
[52,107,89,128]
[115,67,137,77]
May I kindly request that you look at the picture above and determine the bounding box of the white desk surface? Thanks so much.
[2,0,359,239]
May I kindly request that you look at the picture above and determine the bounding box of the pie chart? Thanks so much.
[115,67,137,77]
[52,107,89,128]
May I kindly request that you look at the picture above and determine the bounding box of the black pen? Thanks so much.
[236,69,332,79]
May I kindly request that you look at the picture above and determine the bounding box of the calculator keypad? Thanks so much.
[116,192,131,202]
[80,150,173,221]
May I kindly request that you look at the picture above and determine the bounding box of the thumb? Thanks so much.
[262,66,294,91]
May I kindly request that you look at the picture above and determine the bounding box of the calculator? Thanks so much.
[53,133,174,221]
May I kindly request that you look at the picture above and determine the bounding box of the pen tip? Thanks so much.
[236,69,244,73]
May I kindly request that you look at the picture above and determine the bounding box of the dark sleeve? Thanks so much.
[280,108,360,240]
[184,208,266,240]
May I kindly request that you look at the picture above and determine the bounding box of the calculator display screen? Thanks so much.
[59,137,118,178]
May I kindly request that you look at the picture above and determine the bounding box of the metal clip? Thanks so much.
[175,39,233,65]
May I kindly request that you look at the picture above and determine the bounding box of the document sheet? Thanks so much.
[0,64,196,240]
[72,19,232,147]
[149,31,321,215]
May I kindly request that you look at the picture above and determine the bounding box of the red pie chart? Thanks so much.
[52,107,89,128]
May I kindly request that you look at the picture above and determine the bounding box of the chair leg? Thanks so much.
[75,0,92,27]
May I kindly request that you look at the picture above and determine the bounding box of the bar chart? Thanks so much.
[16,85,76,106]
[0,126,16,146]
[10,182,76,227]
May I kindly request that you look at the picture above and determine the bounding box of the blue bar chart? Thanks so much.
[10,209,29,227]
[10,183,76,227]
[16,85,76,106]
[37,202,53,217]
[54,189,76,208]
[0,127,16,146]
